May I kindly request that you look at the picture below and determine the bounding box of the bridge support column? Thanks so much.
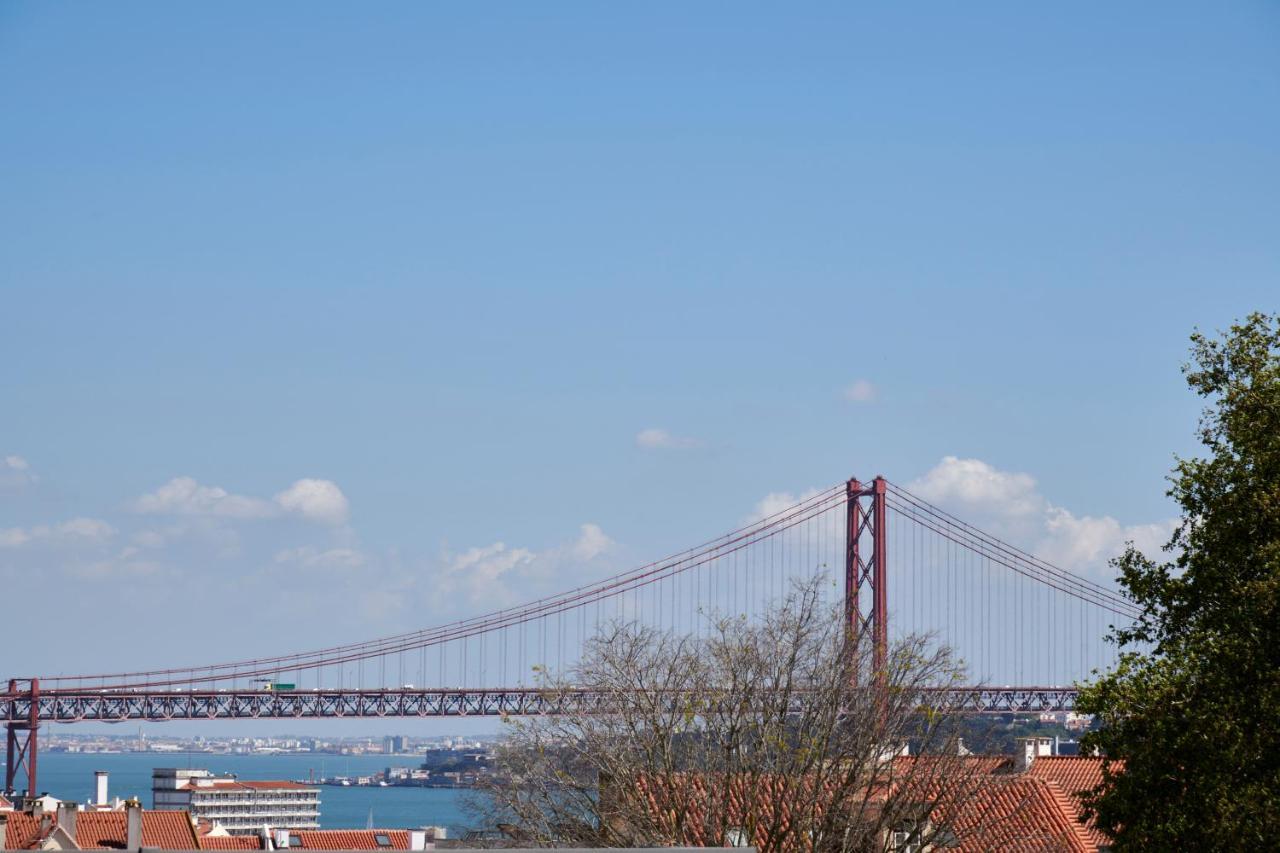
[4,678,38,796]
[845,478,888,681]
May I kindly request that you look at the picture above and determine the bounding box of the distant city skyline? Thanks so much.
[3,3,1278,687]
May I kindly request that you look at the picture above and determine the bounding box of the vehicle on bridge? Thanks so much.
[251,679,296,691]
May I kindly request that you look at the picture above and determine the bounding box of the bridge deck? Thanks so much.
[4,687,1078,721]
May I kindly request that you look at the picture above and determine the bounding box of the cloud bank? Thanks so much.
[907,456,1177,577]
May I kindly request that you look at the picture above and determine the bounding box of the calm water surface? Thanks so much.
[27,752,479,834]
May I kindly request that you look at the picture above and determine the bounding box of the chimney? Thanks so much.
[1014,737,1053,771]
[57,801,79,842]
[409,830,426,851]
[259,826,274,851]
[0,813,9,851]
[275,829,291,849]
[125,798,143,851]
[95,771,109,807]
[956,737,972,756]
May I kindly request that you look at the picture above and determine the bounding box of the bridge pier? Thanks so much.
[846,477,888,680]
[4,678,38,796]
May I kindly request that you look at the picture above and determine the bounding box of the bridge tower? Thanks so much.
[4,678,39,796]
[845,477,888,678]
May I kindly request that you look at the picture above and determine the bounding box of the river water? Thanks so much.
[26,753,478,835]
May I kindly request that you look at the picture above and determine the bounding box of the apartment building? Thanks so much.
[152,769,320,836]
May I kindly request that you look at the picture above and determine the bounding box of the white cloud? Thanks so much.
[275,545,367,569]
[133,476,350,525]
[0,455,37,489]
[433,522,617,609]
[134,477,276,519]
[635,428,701,450]
[907,456,1176,577]
[441,542,538,605]
[74,552,168,580]
[843,379,877,403]
[1037,507,1178,571]
[571,523,614,561]
[0,517,115,548]
[0,528,30,547]
[55,517,116,540]
[749,488,824,523]
[273,479,350,526]
[909,456,1043,519]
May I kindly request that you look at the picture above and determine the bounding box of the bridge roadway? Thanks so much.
[5,686,1078,722]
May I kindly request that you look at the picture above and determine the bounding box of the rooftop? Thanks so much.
[0,809,200,850]
[180,780,317,792]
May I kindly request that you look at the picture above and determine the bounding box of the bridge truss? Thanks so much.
[8,685,1080,724]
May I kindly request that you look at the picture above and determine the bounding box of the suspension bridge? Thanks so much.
[4,475,1138,796]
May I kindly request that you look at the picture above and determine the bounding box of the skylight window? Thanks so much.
[375,834,392,848]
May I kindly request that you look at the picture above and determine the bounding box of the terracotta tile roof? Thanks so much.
[294,829,411,849]
[894,754,1013,777]
[0,812,52,849]
[75,811,201,849]
[937,777,1096,853]
[0,809,200,850]
[1025,756,1108,795]
[1024,756,1118,850]
[195,829,415,851]
[624,757,1113,853]
[199,834,265,849]
[0,793,13,810]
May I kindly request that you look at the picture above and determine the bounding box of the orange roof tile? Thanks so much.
[0,809,200,850]
[74,811,201,849]
[624,759,1111,852]
[0,812,53,850]
[294,829,411,850]
[1024,756,1109,795]
[1024,755,1118,850]
[938,777,1096,853]
[894,754,1013,776]
[199,834,265,849]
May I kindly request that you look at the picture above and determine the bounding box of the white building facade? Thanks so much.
[152,769,320,835]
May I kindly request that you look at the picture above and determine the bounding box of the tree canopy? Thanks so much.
[1078,312,1280,848]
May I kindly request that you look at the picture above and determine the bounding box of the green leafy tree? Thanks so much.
[1078,312,1280,849]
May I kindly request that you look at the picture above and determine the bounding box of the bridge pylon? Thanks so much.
[4,677,39,797]
[845,477,888,680]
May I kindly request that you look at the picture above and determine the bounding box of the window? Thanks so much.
[374,834,392,848]
[725,828,749,848]
[289,834,303,848]
[891,818,924,853]
[891,831,919,853]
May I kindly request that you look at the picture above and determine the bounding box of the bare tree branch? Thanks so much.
[473,577,1042,852]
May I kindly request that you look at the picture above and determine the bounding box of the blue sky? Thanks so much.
[2,1,1278,692]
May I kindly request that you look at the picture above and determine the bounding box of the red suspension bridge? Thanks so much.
[4,475,1138,796]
